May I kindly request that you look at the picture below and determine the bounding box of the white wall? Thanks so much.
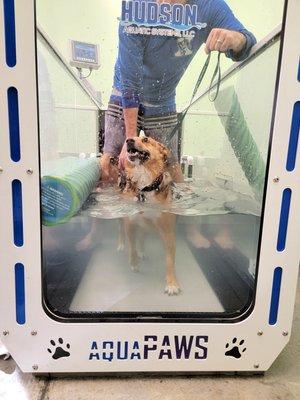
[36,0,285,107]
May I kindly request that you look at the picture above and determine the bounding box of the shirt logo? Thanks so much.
[121,1,207,35]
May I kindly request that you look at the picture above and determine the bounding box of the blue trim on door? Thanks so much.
[7,87,21,162]
[3,0,16,67]
[12,180,24,247]
[15,263,26,325]
[269,267,283,325]
[277,189,292,252]
[286,102,300,172]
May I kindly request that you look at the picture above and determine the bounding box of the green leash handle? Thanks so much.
[209,51,222,102]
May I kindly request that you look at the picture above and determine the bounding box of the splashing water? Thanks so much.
[82,180,261,220]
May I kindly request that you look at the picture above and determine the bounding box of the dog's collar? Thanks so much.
[137,174,164,202]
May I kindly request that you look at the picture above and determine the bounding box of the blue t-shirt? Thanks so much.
[113,0,256,115]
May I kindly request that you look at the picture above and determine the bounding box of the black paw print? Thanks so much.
[47,338,70,360]
[225,338,246,359]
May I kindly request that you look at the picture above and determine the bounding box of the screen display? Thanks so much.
[73,42,98,64]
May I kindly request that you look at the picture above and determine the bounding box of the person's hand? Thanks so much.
[118,141,128,169]
[205,29,246,55]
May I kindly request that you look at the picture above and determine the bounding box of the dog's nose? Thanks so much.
[126,138,135,144]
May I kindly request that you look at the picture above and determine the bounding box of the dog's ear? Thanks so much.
[158,143,171,163]
[164,150,171,163]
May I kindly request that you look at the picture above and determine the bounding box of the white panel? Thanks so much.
[0,0,299,374]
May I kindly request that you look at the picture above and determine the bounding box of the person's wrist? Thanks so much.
[126,131,138,138]
[234,32,247,54]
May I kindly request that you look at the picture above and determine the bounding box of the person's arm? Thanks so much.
[118,24,145,137]
[117,24,145,166]
[123,108,139,139]
[205,0,257,62]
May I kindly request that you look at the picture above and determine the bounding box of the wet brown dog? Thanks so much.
[100,135,180,295]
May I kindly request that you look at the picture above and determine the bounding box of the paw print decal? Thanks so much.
[225,338,246,359]
[47,338,70,360]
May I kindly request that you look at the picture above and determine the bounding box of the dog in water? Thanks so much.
[100,133,180,295]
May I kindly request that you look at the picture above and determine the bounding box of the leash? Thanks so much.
[166,51,222,145]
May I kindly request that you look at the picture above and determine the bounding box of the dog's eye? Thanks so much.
[142,137,149,143]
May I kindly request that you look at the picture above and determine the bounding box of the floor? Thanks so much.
[0,275,299,400]
[48,214,258,315]
[70,228,223,313]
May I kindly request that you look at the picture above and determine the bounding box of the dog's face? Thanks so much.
[125,136,170,174]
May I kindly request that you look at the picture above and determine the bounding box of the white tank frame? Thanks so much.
[0,0,299,374]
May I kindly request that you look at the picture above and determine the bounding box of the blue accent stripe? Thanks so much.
[12,180,24,247]
[287,102,300,172]
[277,189,292,252]
[15,263,26,325]
[269,267,283,325]
[7,87,21,162]
[3,0,16,67]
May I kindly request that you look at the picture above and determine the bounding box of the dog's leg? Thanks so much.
[75,218,100,252]
[137,228,146,260]
[124,218,140,272]
[156,215,180,295]
[118,219,125,252]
